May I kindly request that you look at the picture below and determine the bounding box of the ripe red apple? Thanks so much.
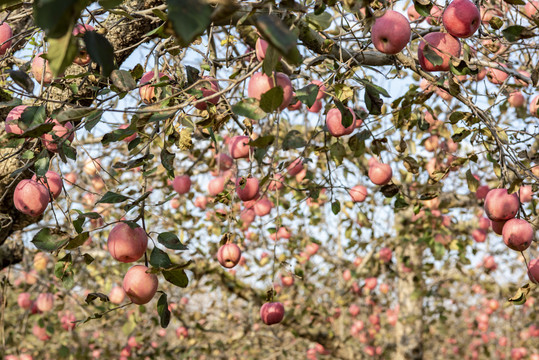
[217,243,242,268]
[476,185,490,200]
[255,38,274,62]
[427,5,443,24]
[379,247,392,263]
[424,135,439,152]
[519,185,532,202]
[32,170,63,200]
[368,161,392,185]
[32,52,54,84]
[349,185,367,202]
[486,65,509,84]
[122,265,159,305]
[36,293,54,312]
[254,196,273,216]
[18,292,32,309]
[32,324,50,341]
[172,175,191,195]
[268,173,284,191]
[371,10,411,55]
[247,72,293,110]
[311,80,327,100]
[195,76,220,110]
[215,153,233,170]
[287,158,304,176]
[0,22,13,55]
[407,6,423,22]
[229,135,251,159]
[326,107,356,137]
[236,176,259,201]
[5,105,28,134]
[508,91,525,108]
[176,326,189,339]
[305,243,319,256]
[472,229,487,243]
[491,219,506,235]
[478,217,491,231]
[528,258,539,283]
[418,32,461,72]
[72,24,94,65]
[525,1,539,17]
[281,275,294,287]
[139,71,170,104]
[349,304,360,317]
[260,302,285,325]
[41,119,75,152]
[484,188,519,221]
[442,0,480,38]
[13,179,49,216]
[109,286,126,304]
[529,94,539,117]
[502,218,533,251]
[107,222,148,263]
[364,277,377,290]
[83,158,101,176]
[208,176,226,196]
[60,311,76,331]
[194,196,208,209]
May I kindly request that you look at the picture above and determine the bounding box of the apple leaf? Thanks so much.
[335,101,354,128]
[157,293,171,328]
[157,232,188,250]
[167,0,212,47]
[33,0,89,38]
[296,84,319,108]
[150,247,173,269]
[95,191,130,204]
[57,107,95,123]
[255,14,301,65]
[331,200,341,215]
[248,135,275,148]
[83,31,116,77]
[502,25,535,42]
[465,169,479,192]
[85,292,110,304]
[259,86,284,113]
[282,130,306,150]
[32,228,70,252]
[160,148,175,178]
[162,268,189,288]
[6,70,34,93]
[110,69,137,92]
[413,0,432,17]
[46,26,78,77]
[232,98,267,120]
[422,44,443,66]
[262,45,280,76]
[305,11,332,30]
[508,283,532,305]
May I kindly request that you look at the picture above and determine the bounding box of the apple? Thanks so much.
[72,24,94,65]
[502,218,533,251]
[508,91,525,107]
[139,71,170,104]
[349,185,367,202]
[60,311,76,331]
[442,0,480,38]
[478,217,491,231]
[32,52,54,84]
[418,32,461,72]
[36,293,54,312]
[364,277,377,290]
[229,135,251,159]
[109,286,126,304]
[176,326,188,339]
[172,175,191,195]
[40,119,75,152]
[247,72,293,110]
[18,292,32,309]
[379,247,392,263]
[528,258,539,283]
[407,6,423,22]
[349,304,360,317]
[83,158,101,176]
[427,5,443,24]
[424,135,439,152]
[281,275,294,287]
[0,22,12,55]
[288,97,302,111]
[107,222,148,263]
[371,10,411,55]
[368,161,392,185]
[305,243,320,256]
[5,105,28,134]
[32,171,63,200]
[380,283,390,294]
[217,243,242,268]
[472,229,487,243]
[122,265,159,305]
[255,38,279,62]
[33,252,48,271]
[525,1,539,17]
[208,176,226,196]
[529,94,539,117]
[253,196,272,216]
[287,158,304,176]
[32,324,50,341]
[486,65,509,84]
[260,302,285,325]
[490,219,506,235]
[484,188,519,221]
[481,6,503,23]
[326,107,356,137]
[476,185,490,200]
[236,176,259,201]
[519,185,532,202]
[194,76,220,110]
[215,153,233,170]
[13,179,49,217]
[268,173,284,191]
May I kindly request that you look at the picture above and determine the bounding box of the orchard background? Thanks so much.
[0,0,538,359]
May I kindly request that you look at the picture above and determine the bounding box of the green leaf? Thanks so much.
[46,27,78,77]
[305,12,332,30]
[331,200,340,215]
[255,14,301,65]
[335,101,354,128]
[167,0,212,47]
[83,31,116,76]
[423,43,443,66]
[150,247,172,268]
[503,0,525,4]
[102,128,136,145]
[157,293,171,328]
[162,268,189,288]
[6,70,34,93]
[98,0,124,9]
[20,106,46,129]
[295,84,319,108]
[16,122,54,138]
[259,86,284,113]
[232,98,267,120]
[157,232,188,250]
[33,0,89,38]
[57,107,95,123]
[95,191,130,204]
[330,141,346,166]
[34,151,50,177]
[110,69,136,92]
[1,0,23,11]
[248,135,275,148]
[84,110,104,131]
[85,292,110,304]
[160,148,175,178]
[65,232,89,250]
[413,0,432,17]
[282,130,306,150]
[403,156,419,174]
[262,45,280,76]
[450,59,478,76]
[465,169,479,192]
[32,228,70,252]
[502,25,535,42]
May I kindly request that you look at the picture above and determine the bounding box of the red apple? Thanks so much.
[13,179,49,216]
[491,219,506,235]
[254,196,273,216]
[194,196,208,209]
[484,188,519,221]
[176,326,188,339]
[371,10,411,55]
[502,218,533,251]
[442,0,480,38]
[36,293,54,312]
[0,22,13,55]
[364,277,377,290]
[486,65,509,85]
[172,175,191,195]
[427,5,443,24]
[32,324,50,341]
[18,292,32,309]
[217,243,242,268]
[247,72,293,110]
[139,71,170,104]
[379,247,392,263]
[349,304,360,317]
[268,173,284,191]
[476,185,490,200]
[72,24,94,65]
[368,161,392,185]
[407,6,423,22]
[519,185,532,202]
[228,135,251,159]
[122,265,159,305]
[311,80,327,100]
[32,171,62,200]
[194,76,220,110]
[40,119,75,152]
[215,153,233,170]
[5,105,28,135]
[236,176,259,201]
[528,258,539,283]
[472,229,487,243]
[107,222,148,263]
[418,32,461,72]
[326,107,356,137]
[349,185,367,202]
[525,1,539,17]
[478,217,490,231]
[109,286,126,304]
[32,52,55,84]
[287,158,304,176]
[508,91,525,108]
[529,94,539,117]
[281,275,294,287]
[260,302,285,325]
[60,311,76,331]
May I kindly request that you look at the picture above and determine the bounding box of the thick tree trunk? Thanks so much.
[395,240,424,360]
